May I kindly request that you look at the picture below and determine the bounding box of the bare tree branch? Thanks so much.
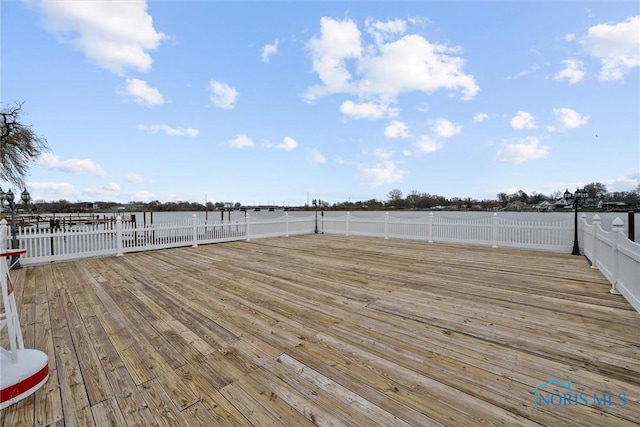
[1,102,50,186]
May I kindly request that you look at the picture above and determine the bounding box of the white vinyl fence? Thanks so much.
[582,214,640,312]
[3,210,639,313]
[1,212,317,265]
[322,212,575,252]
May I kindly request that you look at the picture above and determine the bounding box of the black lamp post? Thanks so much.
[312,199,318,234]
[0,188,31,268]
[564,187,588,256]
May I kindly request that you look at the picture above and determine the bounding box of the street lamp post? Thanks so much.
[564,187,588,256]
[0,188,31,268]
[312,199,318,234]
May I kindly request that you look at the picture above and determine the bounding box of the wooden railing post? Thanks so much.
[428,213,433,243]
[591,214,600,269]
[192,214,198,247]
[384,212,389,239]
[492,212,499,248]
[116,216,123,257]
[610,217,624,295]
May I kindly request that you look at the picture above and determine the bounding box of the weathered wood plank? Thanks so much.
[138,379,188,427]
[33,264,64,427]
[175,361,252,427]
[81,314,158,426]
[91,396,127,427]
[48,287,95,426]
[4,234,640,426]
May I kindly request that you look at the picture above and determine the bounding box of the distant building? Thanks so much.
[601,199,640,211]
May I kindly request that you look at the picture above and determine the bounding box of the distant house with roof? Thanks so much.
[601,199,640,211]
[535,198,572,211]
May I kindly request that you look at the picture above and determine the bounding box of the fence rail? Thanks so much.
[2,211,638,313]
[322,212,575,251]
[583,214,640,312]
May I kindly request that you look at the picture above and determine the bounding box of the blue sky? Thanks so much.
[2,1,639,206]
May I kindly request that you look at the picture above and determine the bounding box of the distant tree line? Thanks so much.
[21,181,639,214]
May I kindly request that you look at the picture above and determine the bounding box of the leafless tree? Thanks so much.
[1,102,49,186]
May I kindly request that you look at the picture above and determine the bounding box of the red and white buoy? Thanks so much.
[1,219,49,409]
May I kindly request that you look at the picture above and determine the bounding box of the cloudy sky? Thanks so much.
[2,1,639,206]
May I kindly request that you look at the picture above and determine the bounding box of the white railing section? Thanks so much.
[245,213,315,240]
[322,212,574,252]
[13,222,118,263]
[583,214,640,312]
[1,213,318,265]
[3,210,639,312]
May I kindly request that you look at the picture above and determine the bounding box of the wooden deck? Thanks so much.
[2,234,639,426]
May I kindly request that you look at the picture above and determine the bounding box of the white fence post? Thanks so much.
[579,213,587,254]
[609,217,624,295]
[384,212,389,239]
[428,213,433,243]
[192,214,198,247]
[116,216,123,256]
[492,213,499,248]
[591,214,600,269]
[246,212,251,241]
[285,212,289,237]
[0,219,7,251]
[346,212,350,236]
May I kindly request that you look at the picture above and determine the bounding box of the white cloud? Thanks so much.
[357,34,479,101]
[384,120,411,139]
[304,17,478,104]
[304,17,363,101]
[604,173,640,192]
[361,160,405,187]
[103,182,120,192]
[373,148,394,159]
[339,100,399,119]
[209,80,238,109]
[137,124,199,136]
[416,103,429,113]
[496,136,550,164]
[226,134,253,148]
[37,153,107,177]
[581,15,640,80]
[365,17,407,46]
[431,118,462,138]
[129,190,154,201]
[518,64,539,77]
[124,173,149,183]
[276,136,298,151]
[414,135,444,153]
[552,107,589,129]
[310,148,326,163]
[473,112,489,123]
[553,59,585,84]
[36,0,165,75]
[27,181,77,197]
[124,78,164,106]
[510,111,537,130]
[262,38,279,63]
